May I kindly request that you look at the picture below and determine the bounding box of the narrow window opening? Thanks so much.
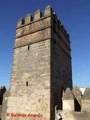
[28,45,30,50]
[26,81,28,86]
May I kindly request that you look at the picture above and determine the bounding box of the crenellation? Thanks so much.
[44,5,52,16]
[15,15,51,48]
[16,5,70,45]
[16,18,23,28]
[25,14,33,24]
[34,9,42,20]
[16,5,52,29]
[52,13,70,44]
[16,16,52,38]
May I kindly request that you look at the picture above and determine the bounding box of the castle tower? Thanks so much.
[3,5,72,120]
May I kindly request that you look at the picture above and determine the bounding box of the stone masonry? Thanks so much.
[61,88,90,120]
[1,5,72,120]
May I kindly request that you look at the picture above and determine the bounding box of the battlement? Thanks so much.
[16,5,70,46]
[16,5,52,29]
[62,87,90,112]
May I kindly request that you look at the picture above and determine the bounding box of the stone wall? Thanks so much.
[61,111,90,120]
[62,88,82,112]
[60,88,90,120]
[51,12,72,112]
[82,88,90,112]
[4,6,52,120]
[5,39,51,120]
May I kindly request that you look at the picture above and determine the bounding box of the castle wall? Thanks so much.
[5,39,51,120]
[3,6,52,120]
[63,100,74,111]
[60,88,90,120]
[61,111,90,120]
[82,100,90,112]
[82,88,90,112]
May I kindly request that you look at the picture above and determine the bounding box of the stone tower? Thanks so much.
[3,5,72,120]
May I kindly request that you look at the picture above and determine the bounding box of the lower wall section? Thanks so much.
[61,111,90,120]
[4,95,50,120]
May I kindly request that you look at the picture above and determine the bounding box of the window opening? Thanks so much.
[26,81,28,86]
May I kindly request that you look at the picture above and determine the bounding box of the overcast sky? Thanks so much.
[0,0,90,88]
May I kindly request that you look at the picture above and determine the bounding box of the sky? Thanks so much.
[0,0,90,88]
